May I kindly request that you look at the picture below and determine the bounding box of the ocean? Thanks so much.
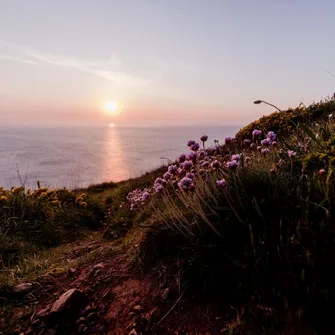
[0,125,239,189]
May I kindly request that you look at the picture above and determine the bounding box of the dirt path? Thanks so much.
[1,229,292,335]
[1,229,226,335]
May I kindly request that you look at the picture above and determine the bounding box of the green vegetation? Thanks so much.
[0,187,104,267]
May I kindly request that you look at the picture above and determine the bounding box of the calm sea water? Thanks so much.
[0,125,239,189]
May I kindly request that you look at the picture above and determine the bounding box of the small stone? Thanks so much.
[86,312,98,323]
[13,283,33,294]
[50,288,87,315]
[133,305,143,312]
[78,324,88,333]
[76,317,86,325]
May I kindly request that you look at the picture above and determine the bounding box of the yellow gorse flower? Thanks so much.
[0,195,8,202]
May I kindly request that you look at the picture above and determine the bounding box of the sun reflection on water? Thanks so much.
[101,125,131,182]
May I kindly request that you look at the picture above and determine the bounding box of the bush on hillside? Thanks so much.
[0,187,103,265]
[236,96,335,143]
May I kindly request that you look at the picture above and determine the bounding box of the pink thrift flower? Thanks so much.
[168,165,178,174]
[231,154,241,162]
[226,160,239,169]
[178,154,186,163]
[225,137,233,144]
[191,142,200,151]
[288,150,296,158]
[216,179,226,188]
[252,129,262,137]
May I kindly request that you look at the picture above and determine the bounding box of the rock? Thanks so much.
[13,283,33,294]
[76,317,86,325]
[50,288,87,315]
[78,324,88,333]
[86,312,98,323]
[133,305,143,312]
[36,306,50,319]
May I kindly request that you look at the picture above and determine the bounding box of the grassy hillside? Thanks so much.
[1,97,335,334]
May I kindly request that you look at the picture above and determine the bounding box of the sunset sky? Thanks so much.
[1,0,335,126]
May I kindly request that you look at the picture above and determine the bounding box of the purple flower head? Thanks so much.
[250,143,256,149]
[178,177,194,191]
[252,129,262,137]
[272,141,278,147]
[261,148,270,155]
[244,139,251,145]
[186,172,195,179]
[163,172,172,180]
[168,165,178,174]
[226,160,239,169]
[200,135,208,142]
[231,154,241,162]
[288,150,296,158]
[141,191,150,202]
[154,184,164,193]
[211,160,220,168]
[178,153,186,163]
[187,140,196,147]
[267,131,277,141]
[188,151,197,161]
[182,160,193,171]
[216,179,227,188]
[225,137,233,144]
[190,142,200,151]
[201,160,209,167]
[261,138,271,147]
[177,167,185,177]
[155,177,166,185]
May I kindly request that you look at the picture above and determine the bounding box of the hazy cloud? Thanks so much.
[0,54,38,65]
[0,40,156,87]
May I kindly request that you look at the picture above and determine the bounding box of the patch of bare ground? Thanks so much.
[0,228,315,335]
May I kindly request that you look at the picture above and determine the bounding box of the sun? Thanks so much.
[104,100,119,115]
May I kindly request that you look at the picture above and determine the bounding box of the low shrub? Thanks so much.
[0,187,104,265]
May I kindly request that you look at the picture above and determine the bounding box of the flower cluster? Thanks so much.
[126,128,305,210]
[127,188,151,210]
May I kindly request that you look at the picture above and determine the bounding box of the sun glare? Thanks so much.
[104,100,119,115]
